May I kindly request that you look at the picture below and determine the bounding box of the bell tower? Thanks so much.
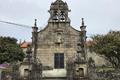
[48,0,71,22]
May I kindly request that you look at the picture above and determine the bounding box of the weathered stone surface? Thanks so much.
[37,22,80,68]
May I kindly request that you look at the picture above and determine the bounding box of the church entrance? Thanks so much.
[54,53,64,69]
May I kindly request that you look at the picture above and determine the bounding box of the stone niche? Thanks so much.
[74,64,88,77]
[19,63,32,78]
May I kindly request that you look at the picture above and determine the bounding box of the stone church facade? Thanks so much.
[35,0,85,68]
[31,0,88,78]
[12,0,92,79]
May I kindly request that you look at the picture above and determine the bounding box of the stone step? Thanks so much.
[43,79,66,80]
[42,77,67,80]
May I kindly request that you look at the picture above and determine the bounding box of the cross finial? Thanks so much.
[82,18,84,26]
[34,19,37,27]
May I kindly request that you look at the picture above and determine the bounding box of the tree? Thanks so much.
[88,31,120,68]
[0,36,24,64]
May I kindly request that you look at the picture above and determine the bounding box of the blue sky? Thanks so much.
[0,0,120,42]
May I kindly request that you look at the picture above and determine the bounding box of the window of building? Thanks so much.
[54,53,64,68]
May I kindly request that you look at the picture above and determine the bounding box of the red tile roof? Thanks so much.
[20,41,31,48]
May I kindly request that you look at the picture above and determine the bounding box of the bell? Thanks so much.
[52,15,58,20]
[60,15,65,20]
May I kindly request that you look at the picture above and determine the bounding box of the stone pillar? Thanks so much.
[32,19,38,62]
[80,18,87,61]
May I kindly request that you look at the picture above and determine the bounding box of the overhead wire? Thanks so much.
[0,20,94,38]
[0,20,32,29]
[0,20,47,31]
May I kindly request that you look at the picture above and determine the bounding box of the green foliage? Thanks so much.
[0,36,24,64]
[89,31,120,68]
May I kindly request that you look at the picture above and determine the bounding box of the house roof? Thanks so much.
[86,40,96,47]
[20,41,31,48]
[0,63,10,69]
